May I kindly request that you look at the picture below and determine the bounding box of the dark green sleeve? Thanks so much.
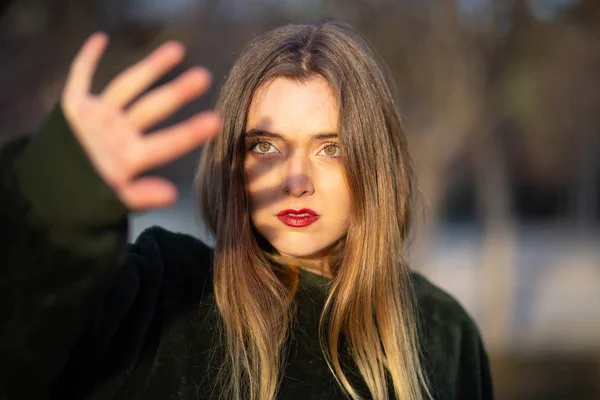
[0,103,130,398]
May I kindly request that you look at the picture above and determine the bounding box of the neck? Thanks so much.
[300,265,332,279]
[295,253,333,279]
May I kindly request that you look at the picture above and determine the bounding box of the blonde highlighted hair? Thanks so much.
[196,21,429,400]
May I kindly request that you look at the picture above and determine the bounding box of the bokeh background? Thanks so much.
[1,0,599,398]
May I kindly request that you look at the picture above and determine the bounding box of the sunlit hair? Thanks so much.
[196,21,430,400]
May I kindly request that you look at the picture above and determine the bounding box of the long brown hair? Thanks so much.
[196,21,430,400]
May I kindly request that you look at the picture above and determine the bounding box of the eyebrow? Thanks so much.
[244,128,338,141]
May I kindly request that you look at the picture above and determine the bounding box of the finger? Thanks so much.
[119,177,178,210]
[127,67,211,132]
[136,112,221,171]
[65,32,109,97]
[101,41,185,108]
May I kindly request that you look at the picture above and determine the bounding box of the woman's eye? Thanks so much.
[252,142,278,154]
[317,144,341,158]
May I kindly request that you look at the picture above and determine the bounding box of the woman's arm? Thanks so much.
[0,105,130,398]
[0,32,220,399]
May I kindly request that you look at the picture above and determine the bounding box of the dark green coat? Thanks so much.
[0,106,493,399]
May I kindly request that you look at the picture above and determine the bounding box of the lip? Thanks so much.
[276,208,318,217]
[276,208,320,228]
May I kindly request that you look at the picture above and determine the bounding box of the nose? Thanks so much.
[282,151,314,197]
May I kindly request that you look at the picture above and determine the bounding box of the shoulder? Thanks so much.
[409,270,481,366]
[131,225,214,267]
[409,271,494,399]
[129,225,215,304]
[410,271,476,331]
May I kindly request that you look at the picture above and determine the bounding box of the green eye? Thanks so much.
[252,142,278,154]
[318,144,340,157]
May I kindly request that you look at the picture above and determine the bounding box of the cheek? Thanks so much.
[319,169,352,215]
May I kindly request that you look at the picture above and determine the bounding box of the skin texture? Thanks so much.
[244,76,352,277]
[61,32,221,211]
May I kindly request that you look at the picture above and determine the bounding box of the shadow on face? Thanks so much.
[242,76,351,263]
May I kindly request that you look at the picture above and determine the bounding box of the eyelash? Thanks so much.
[247,140,341,158]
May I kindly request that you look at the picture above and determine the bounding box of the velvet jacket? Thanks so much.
[0,106,494,399]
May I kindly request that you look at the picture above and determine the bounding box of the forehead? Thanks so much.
[246,76,339,136]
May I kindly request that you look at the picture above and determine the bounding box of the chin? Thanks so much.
[269,232,340,259]
[271,240,324,258]
[252,221,344,259]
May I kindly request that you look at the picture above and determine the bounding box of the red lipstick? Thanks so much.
[276,208,320,227]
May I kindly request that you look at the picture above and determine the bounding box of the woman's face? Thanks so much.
[244,75,351,263]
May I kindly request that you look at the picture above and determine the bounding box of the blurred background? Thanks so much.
[1,0,599,398]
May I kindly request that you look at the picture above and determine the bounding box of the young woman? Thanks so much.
[0,22,493,399]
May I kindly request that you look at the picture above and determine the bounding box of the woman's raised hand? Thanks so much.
[61,32,221,211]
